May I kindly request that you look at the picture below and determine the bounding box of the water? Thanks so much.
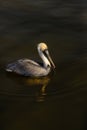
[0,0,87,130]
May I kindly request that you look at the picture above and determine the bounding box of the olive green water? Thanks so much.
[0,1,87,130]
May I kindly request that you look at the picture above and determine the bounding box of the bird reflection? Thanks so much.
[24,76,50,102]
[6,72,51,102]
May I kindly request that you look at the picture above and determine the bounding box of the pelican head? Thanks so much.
[37,42,55,69]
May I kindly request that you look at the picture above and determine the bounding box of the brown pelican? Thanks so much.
[6,43,55,77]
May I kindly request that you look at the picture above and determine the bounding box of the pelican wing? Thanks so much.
[6,58,49,77]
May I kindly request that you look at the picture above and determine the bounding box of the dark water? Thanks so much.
[0,0,87,130]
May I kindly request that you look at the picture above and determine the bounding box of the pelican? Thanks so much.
[6,42,55,77]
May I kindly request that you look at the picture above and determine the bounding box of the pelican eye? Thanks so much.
[47,64,50,68]
[43,49,48,57]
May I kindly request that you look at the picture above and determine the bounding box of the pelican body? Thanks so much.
[6,43,55,77]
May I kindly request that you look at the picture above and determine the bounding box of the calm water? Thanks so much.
[0,0,87,130]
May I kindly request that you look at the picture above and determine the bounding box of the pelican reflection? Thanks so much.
[23,76,50,101]
[6,72,51,102]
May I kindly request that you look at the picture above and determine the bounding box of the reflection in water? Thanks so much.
[6,72,51,102]
[24,76,50,102]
